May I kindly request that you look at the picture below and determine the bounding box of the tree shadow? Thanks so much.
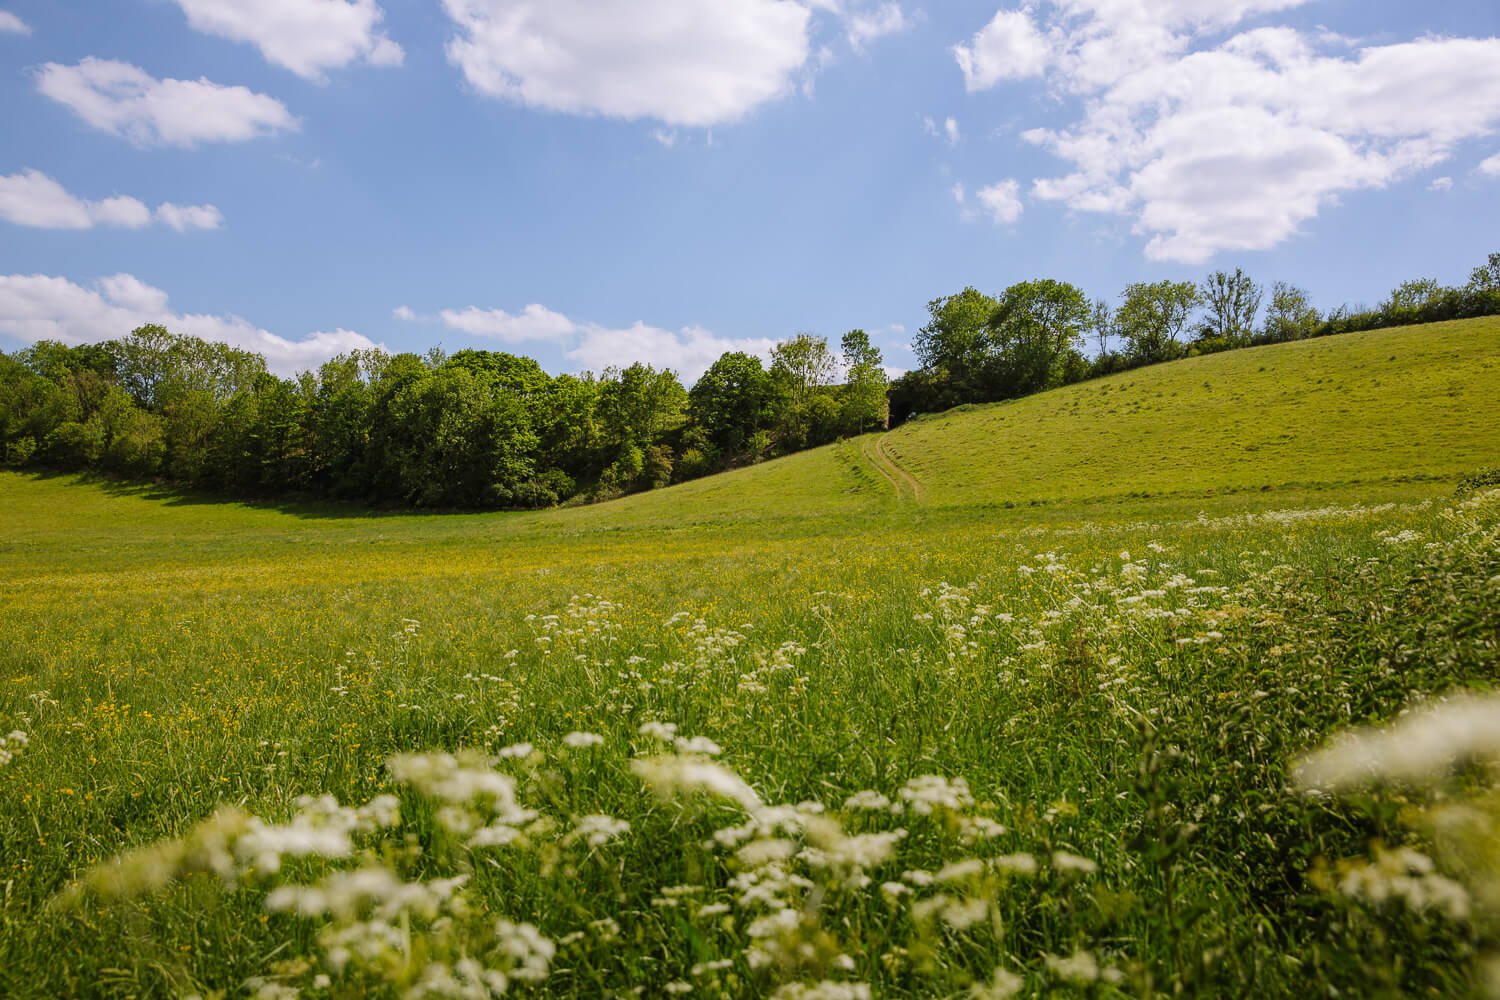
[18,469,517,521]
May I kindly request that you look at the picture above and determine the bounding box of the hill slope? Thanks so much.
[563,317,1500,528]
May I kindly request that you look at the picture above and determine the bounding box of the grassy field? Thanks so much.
[2,322,1499,998]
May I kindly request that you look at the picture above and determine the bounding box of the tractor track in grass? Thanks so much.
[862,434,924,504]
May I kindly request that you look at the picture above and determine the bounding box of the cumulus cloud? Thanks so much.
[0,273,377,375]
[36,58,296,147]
[1428,176,1453,193]
[847,2,908,51]
[954,9,1051,90]
[977,179,1024,224]
[567,323,777,381]
[0,10,29,34]
[174,0,403,81]
[439,303,578,342]
[1481,153,1500,178]
[439,0,814,127]
[0,170,221,232]
[431,299,774,380]
[155,202,224,232]
[959,3,1500,263]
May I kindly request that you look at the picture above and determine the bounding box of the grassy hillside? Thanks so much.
[563,318,1500,530]
[887,318,1500,507]
[1,320,1498,998]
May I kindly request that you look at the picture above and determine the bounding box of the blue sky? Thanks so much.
[1,0,1497,378]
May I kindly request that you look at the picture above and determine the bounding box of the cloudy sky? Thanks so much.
[1,0,1498,377]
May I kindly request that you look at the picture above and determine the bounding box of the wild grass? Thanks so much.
[1,322,1498,997]
[888,319,1500,507]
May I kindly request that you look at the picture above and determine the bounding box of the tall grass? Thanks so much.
[2,469,1497,996]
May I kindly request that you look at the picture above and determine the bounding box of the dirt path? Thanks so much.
[863,434,924,503]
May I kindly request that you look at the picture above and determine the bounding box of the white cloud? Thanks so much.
[567,323,777,382]
[652,128,679,148]
[439,303,578,342]
[954,9,1051,90]
[156,203,224,231]
[952,181,967,205]
[923,115,961,145]
[393,304,418,321]
[36,58,297,148]
[977,179,1024,224]
[1429,176,1453,193]
[0,10,29,34]
[0,273,378,375]
[1480,153,1500,178]
[440,0,814,127]
[174,0,403,81]
[0,170,220,232]
[91,197,155,229]
[847,3,908,51]
[432,299,775,380]
[962,4,1500,262]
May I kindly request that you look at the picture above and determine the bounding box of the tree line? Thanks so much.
[1,251,1495,509]
[0,326,888,508]
[890,252,1500,422]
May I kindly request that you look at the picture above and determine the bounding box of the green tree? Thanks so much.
[1087,299,1116,359]
[978,279,1090,398]
[912,288,1000,397]
[597,364,687,490]
[1262,282,1321,342]
[1468,252,1500,294]
[688,352,775,463]
[111,325,266,410]
[1382,278,1446,316]
[1200,269,1262,344]
[1117,280,1200,364]
[838,329,888,434]
[770,334,840,450]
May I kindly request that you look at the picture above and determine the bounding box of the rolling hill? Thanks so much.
[553,316,1500,529]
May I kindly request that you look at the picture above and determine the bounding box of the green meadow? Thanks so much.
[2,321,1499,998]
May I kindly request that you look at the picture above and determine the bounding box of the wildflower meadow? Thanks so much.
[1,324,1499,998]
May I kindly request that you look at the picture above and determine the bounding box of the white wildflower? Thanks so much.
[674,736,724,756]
[769,981,872,999]
[1045,949,1101,984]
[639,721,679,742]
[495,920,554,983]
[842,790,891,812]
[897,775,973,816]
[991,853,1040,877]
[1295,692,1500,791]
[935,859,986,883]
[632,755,763,812]
[1051,851,1098,875]
[970,967,1024,999]
[562,731,604,750]
[568,814,630,847]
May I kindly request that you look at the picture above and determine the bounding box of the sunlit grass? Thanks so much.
[1,322,1498,996]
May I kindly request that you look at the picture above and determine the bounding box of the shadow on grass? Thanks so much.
[19,468,521,522]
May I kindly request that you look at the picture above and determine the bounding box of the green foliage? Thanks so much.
[111,324,267,410]
[912,287,1000,395]
[982,279,1091,398]
[1,467,1497,996]
[1199,268,1262,345]
[839,329,889,435]
[1117,280,1200,364]
[689,351,776,464]
[1262,281,1321,342]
